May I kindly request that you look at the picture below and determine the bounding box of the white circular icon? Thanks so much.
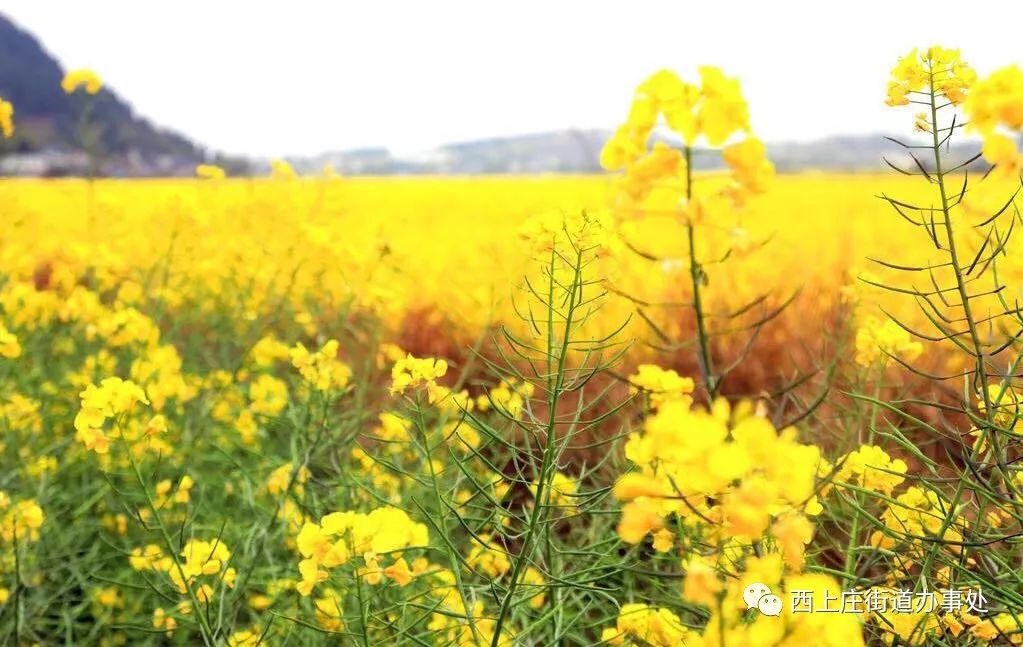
[743,582,772,610]
[757,594,783,616]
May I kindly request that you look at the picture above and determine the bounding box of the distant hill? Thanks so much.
[0,13,210,175]
[767,134,990,173]
[294,130,607,175]
[438,130,606,173]
[291,130,990,176]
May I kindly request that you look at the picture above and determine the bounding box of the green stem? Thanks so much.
[490,245,582,646]
[928,70,993,429]
[684,146,716,397]
[231,389,331,625]
[915,64,1005,586]
[843,372,883,587]
[120,427,216,645]
[417,398,484,647]
[353,552,372,647]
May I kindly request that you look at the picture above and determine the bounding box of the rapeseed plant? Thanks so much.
[831,46,1023,645]
[601,67,796,406]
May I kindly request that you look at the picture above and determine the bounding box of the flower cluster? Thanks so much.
[0,97,13,139]
[604,555,864,646]
[476,376,534,418]
[0,493,44,605]
[270,159,296,179]
[290,339,352,392]
[831,444,908,496]
[390,354,448,395]
[978,381,1021,430]
[613,386,823,574]
[870,486,966,558]
[61,68,103,95]
[0,493,44,544]
[600,67,774,222]
[73,377,151,454]
[266,462,310,497]
[854,315,923,367]
[0,322,20,358]
[250,335,291,367]
[627,363,695,409]
[531,471,579,510]
[885,46,976,108]
[295,506,428,595]
[601,603,692,646]
[130,342,195,411]
[195,164,227,180]
[601,67,749,164]
[130,538,236,635]
[966,64,1023,179]
[518,208,617,254]
[172,539,236,600]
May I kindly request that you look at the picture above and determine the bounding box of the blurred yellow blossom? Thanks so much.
[61,68,103,94]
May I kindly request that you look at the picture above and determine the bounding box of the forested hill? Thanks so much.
[0,14,203,172]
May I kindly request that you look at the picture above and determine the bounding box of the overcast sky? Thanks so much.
[5,1,1022,157]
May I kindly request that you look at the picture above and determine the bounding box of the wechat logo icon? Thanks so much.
[743,582,783,617]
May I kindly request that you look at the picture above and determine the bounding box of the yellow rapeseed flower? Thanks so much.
[195,164,226,180]
[0,323,21,358]
[61,68,103,94]
[290,339,352,392]
[854,315,923,367]
[390,354,448,395]
[0,98,13,138]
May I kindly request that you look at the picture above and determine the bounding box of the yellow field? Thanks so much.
[1,173,916,646]
[0,171,1018,644]
[5,48,1023,646]
[0,173,930,350]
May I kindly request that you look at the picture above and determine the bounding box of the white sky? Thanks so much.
[4,1,1022,157]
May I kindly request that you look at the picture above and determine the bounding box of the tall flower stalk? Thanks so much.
[600,68,809,409]
[847,47,1023,638]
